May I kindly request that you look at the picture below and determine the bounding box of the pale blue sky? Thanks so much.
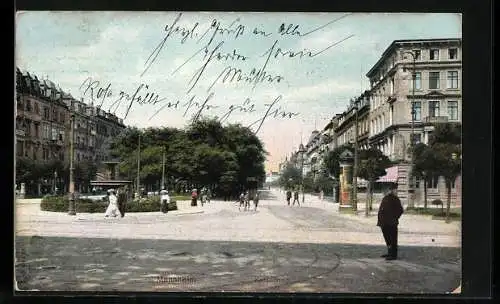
[15,12,461,171]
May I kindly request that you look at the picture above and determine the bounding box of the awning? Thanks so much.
[376,166,399,183]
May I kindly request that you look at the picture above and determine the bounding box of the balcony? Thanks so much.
[424,116,448,124]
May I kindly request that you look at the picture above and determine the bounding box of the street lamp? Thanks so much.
[298,144,306,203]
[68,113,76,216]
[53,170,58,195]
[329,175,338,203]
[136,132,141,198]
[352,98,359,212]
[403,50,417,209]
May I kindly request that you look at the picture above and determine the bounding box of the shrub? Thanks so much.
[40,196,177,213]
[431,199,444,206]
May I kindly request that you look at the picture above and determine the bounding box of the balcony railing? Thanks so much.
[424,116,448,124]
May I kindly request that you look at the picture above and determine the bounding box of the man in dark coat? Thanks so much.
[292,190,300,206]
[377,185,404,260]
[117,188,127,218]
[286,190,292,205]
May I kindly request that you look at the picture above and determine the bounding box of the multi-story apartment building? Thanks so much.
[322,114,341,151]
[303,130,320,177]
[365,38,462,203]
[16,69,69,164]
[335,92,371,150]
[366,38,462,160]
[94,107,125,162]
[15,67,127,196]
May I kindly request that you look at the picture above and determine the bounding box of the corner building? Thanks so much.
[366,38,462,203]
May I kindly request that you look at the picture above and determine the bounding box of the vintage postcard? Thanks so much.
[14,11,462,293]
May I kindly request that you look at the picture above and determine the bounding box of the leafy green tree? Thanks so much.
[357,148,392,213]
[428,123,461,146]
[279,164,302,190]
[109,117,267,197]
[412,143,439,209]
[322,145,353,200]
[426,123,461,222]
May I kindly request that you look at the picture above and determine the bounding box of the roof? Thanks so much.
[366,38,462,78]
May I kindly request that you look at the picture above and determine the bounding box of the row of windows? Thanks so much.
[370,70,459,111]
[18,98,67,123]
[411,71,459,90]
[370,47,460,85]
[409,48,459,62]
[412,100,459,121]
[368,100,459,136]
[16,142,64,161]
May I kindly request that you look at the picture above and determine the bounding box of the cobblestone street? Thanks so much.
[15,189,461,293]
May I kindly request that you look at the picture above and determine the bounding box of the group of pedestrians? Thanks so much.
[190,187,212,206]
[238,190,260,211]
[285,189,301,206]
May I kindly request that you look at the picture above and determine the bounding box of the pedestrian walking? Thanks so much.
[104,189,120,218]
[117,188,127,218]
[320,189,324,201]
[238,191,246,211]
[253,190,260,211]
[207,188,212,203]
[160,189,170,213]
[191,189,198,206]
[292,190,300,206]
[377,185,404,260]
[286,190,292,205]
[244,191,251,211]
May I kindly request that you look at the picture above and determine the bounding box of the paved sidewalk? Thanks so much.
[15,192,460,248]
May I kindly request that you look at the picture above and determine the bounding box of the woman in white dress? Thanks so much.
[104,189,119,217]
[160,189,170,213]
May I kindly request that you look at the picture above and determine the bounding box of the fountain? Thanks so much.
[90,160,133,191]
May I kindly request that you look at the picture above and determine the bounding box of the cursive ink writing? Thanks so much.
[252,27,272,37]
[248,95,299,134]
[207,40,284,92]
[261,35,355,60]
[172,40,249,94]
[197,17,246,47]
[149,99,181,120]
[219,98,257,123]
[278,13,353,37]
[79,77,113,108]
[183,92,219,121]
[142,13,201,77]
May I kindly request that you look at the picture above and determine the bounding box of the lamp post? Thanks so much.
[68,113,76,216]
[136,132,141,197]
[352,99,359,212]
[403,50,417,209]
[161,146,166,190]
[330,175,338,203]
[299,144,306,203]
[53,170,58,195]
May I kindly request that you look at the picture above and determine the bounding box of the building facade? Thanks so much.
[365,38,462,204]
[15,67,126,196]
[16,69,70,164]
[366,38,462,161]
